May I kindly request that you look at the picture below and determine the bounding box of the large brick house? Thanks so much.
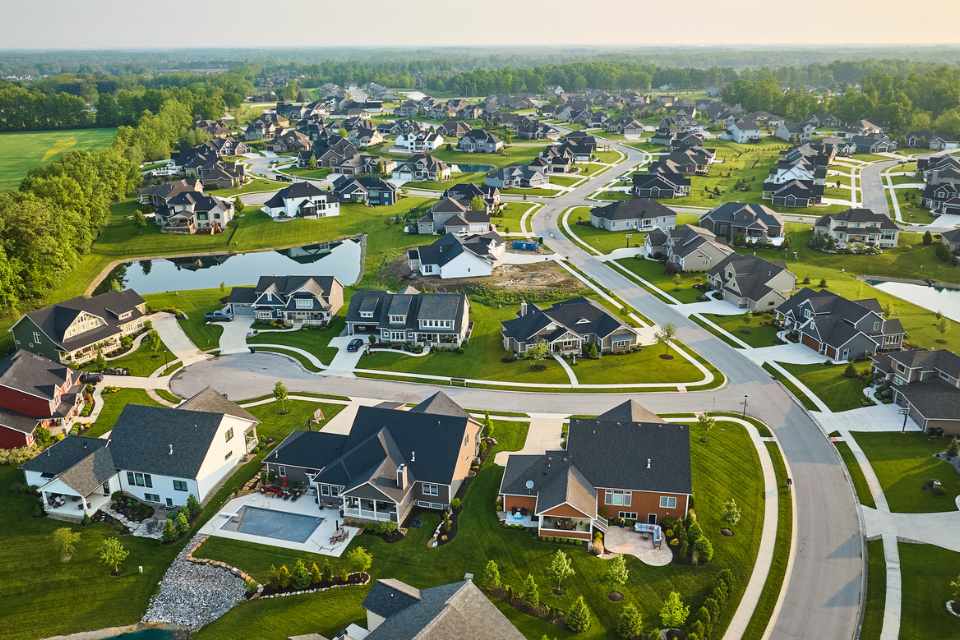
[499,401,691,540]
[0,350,83,449]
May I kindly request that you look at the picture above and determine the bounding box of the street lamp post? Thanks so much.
[742,394,749,418]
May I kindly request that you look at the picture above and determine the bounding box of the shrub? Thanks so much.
[450,497,462,512]
[175,510,190,537]
[843,363,858,378]
[659,591,689,628]
[616,603,643,639]
[277,564,292,589]
[694,536,714,564]
[162,517,177,543]
[722,497,741,528]
[310,562,322,586]
[482,559,501,590]
[186,494,201,519]
[605,554,629,585]
[565,596,592,632]
[923,230,933,245]
[292,559,311,590]
[521,573,540,608]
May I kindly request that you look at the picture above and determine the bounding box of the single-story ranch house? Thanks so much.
[589,198,676,233]
[501,298,639,356]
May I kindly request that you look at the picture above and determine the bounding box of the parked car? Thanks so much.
[103,367,129,376]
[346,338,365,352]
[80,372,104,384]
[205,310,232,322]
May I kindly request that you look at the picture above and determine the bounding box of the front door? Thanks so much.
[647,513,658,525]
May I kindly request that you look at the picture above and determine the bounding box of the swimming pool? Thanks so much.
[220,506,323,543]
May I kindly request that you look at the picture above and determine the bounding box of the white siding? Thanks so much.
[195,415,255,501]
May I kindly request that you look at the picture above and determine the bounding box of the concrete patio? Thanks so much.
[603,525,673,567]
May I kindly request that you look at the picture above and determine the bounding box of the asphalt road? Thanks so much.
[174,140,864,640]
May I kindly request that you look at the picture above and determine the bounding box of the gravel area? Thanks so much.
[142,535,248,630]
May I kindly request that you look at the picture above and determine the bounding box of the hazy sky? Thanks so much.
[5,0,960,49]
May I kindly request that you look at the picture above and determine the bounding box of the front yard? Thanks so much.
[82,333,177,377]
[565,207,646,254]
[614,257,707,304]
[897,543,960,640]
[702,313,782,348]
[851,432,960,513]
[144,288,227,351]
[247,318,346,366]
[191,417,765,640]
[777,361,875,412]
[85,388,162,437]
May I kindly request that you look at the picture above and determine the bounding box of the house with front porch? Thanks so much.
[345,290,471,349]
[813,208,899,249]
[589,198,676,233]
[872,349,960,435]
[501,298,640,356]
[263,393,482,525]
[707,254,796,312]
[499,401,691,540]
[22,393,259,520]
[261,182,341,220]
[776,288,905,361]
[699,202,785,246]
[227,275,344,326]
[0,350,83,449]
[11,290,147,365]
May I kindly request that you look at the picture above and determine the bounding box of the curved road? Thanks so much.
[175,141,863,639]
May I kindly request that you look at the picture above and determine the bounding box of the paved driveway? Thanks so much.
[217,316,255,355]
[859,159,900,215]
[493,414,565,466]
[151,312,208,366]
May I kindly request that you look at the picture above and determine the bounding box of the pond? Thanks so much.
[452,163,494,174]
[867,279,960,323]
[95,239,362,295]
[108,630,177,640]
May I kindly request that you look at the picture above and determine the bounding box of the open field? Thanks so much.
[0,128,117,191]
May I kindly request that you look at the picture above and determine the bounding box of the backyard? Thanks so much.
[613,257,708,304]
[192,417,765,640]
[852,432,960,513]
[0,127,117,191]
[777,361,874,412]
[702,313,782,348]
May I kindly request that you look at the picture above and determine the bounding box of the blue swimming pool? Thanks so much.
[221,506,323,543]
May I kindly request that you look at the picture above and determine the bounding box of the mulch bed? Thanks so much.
[608,591,624,601]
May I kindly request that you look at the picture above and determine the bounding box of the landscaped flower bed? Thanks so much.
[110,493,155,522]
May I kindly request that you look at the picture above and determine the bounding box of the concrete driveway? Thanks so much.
[812,404,921,433]
[745,343,829,365]
[151,312,208,366]
[493,414,564,465]
[325,336,363,375]
[217,316,255,355]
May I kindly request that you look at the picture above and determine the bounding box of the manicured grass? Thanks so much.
[247,318,345,366]
[564,206,645,254]
[193,418,765,640]
[592,190,632,201]
[852,154,893,163]
[250,399,347,443]
[429,144,548,169]
[860,539,886,640]
[144,288,227,351]
[834,441,877,509]
[405,171,485,191]
[614,257,707,304]
[502,187,559,197]
[570,345,703,385]
[493,201,537,234]
[778,361,874,412]
[890,174,919,186]
[593,150,621,163]
[690,314,745,348]
[761,363,820,412]
[209,177,286,197]
[889,189,935,224]
[702,313,782,348]
[84,336,177,377]
[548,174,582,187]
[0,128,117,191]
[85,388,162,437]
[285,167,332,180]
[898,543,960,640]
[0,466,179,640]
[852,432,960,513]
[741,442,793,640]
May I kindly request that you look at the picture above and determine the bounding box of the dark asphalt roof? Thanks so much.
[897,379,960,420]
[887,349,960,379]
[590,198,675,221]
[709,254,789,301]
[598,399,665,424]
[501,297,629,342]
[702,202,783,230]
[816,208,899,231]
[266,431,348,470]
[21,436,108,476]
[364,578,422,618]
[410,391,469,418]
[22,290,145,351]
[534,456,597,516]
[0,350,72,401]
[178,387,259,424]
[263,181,326,208]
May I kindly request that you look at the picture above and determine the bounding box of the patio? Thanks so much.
[498,510,538,528]
[43,491,110,521]
[201,492,360,557]
[603,525,673,567]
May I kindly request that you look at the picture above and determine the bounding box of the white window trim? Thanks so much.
[604,489,631,507]
[659,495,678,509]
[422,482,439,497]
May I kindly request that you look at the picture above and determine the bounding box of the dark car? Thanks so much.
[346,338,365,353]
[80,372,104,384]
[103,367,129,376]
[205,310,232,322]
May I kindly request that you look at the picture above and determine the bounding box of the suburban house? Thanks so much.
[723,119,762,144]
[0,351,83,449]
[457,129,503,153]
[263,392,481,522]
[941,228,960,256]
[776,288,905,361]
[439,120,472,138]
[813,208,900,249]
[345,290,471,349]
[307,136,359,169]
[664,225,735,272]
[632,171,691,199]
[501,298,640,356]
[921,155,960,215]
[226,275,344,326]
[261,182,341,220]
[589,198,677,233]
[484,165,547,189]
[416,197,492,235]
[331,175,398,207]
[707,254,797,311]
[270,130,312,153]
[22,392,259,520]
[775,121,816,143]
[155,190,235,234]
[764,179,824,208]
[11,290,147,365]
[395,130,444,153]
[443,183,502,214]
[660,147,716,176]
[516,118,558,140]
[392,154,451,182]
[852,134,897,154]
[356,578,524,640]
[138,178,203,207]
[698,202,785,246]
[407,232,504,279]
[499,401,691,539]
[872,349,960,435]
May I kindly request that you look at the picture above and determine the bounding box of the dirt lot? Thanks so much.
[383,258,588,297]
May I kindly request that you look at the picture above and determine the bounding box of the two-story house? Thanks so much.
[226,275,344,326]
[345,290,471,349]
[457,129,503,154]
[664,225,734,272]
[407,232,504,279]
[416,197,492,235]
[589,198,677,233]
[261,182,341,220]
[699,202,785,246]
[0,351,83,449]
[723,118,762,144]
[157,190,235,234]
[394,130,444,153]
[392,154,451,183]
[707,254,797,312]
[501,298,640,356]
[11,290,147,365]
[813,208,899,249]
[499,400,691,540]
[776,288,905,361]
[872,349,960,435]
[263,392,481,524]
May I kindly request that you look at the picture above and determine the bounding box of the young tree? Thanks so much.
[175,509,190,536]
[659,591,690,628]
[469,195,486,212]
[98,537,129,576]
[273,380,289,414]
[233,195,245,215]
[923,230,933,245]
[162,517,177,543]
[527,341,549,362]
[347,546,373,575]
[147,329,162,355]
[484,412,495,440]
[950,573,960,602]
[292,559,312,590]
[52,527,81,562]
[605,554,629,585]
[694,535,715,564]
[616,603,643,639]
[657,323,676,354]
[94,349,106,372]
[186,494,201,519]
[482,559,501,590]
[520,573,540,608]
[548,549,575,591]
[696,413,716,442]
[566,595,592,632]
[938,318,948,340]
[722,497,742,528]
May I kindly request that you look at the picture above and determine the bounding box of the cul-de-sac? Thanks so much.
[1,5,960,640]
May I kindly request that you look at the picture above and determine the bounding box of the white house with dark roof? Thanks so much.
[261,182,341,219]
[813,208,899,249]
[457,129,503,153]
[345,290,471,349]
[501,297,639,356]
[589,198,676,232]
[227,275,344,325]
[708,254,797,311]
[723,119,762,144]
[407,232,504,279]
[394,130,444,153]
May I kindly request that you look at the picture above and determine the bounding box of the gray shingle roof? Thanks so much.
[897,379,960,420]
[0,350,72,402]
[597,399,665,424]
[58,446,116,495]
[178,387,259,424]
[21,436,107,476]
[591,198,675,222]
[22,290,145,351]
[410,391,469,418]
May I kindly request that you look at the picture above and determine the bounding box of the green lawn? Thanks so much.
[285,167,332,180]
[429,144,548,169]
[144,288,227,351]
[250,399,347,443]
[860,539,886,640]
[548,175,582,187]
[889,189,935,225]
[851,154,893,163]
[898,543,960,640]
[593,150,621,164]
[247,318,345,366]
[614,257,707,304]
[890,174,919,186]
[777,361,874,412]
[493,201,537,234]
[502,187,559,197]
[85,388,162,437]
[209,177,286,197]
[83,335,177,377]
[852,432,960,513]
[0,128,117,191]
[592,190,632,201]
[193,417,765,640]
[405,172,485,191]
[834,441,877,509]
[761,363,820,412]
[564,207,645,254]
[570,344,703,385]
[702,313,782,348]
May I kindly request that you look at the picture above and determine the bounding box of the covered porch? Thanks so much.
[343,495,398,523]
[40,479,111,521]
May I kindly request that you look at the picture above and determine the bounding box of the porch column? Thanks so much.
[81,496,88,513]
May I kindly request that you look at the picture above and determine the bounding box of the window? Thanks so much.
[225,450,233,460]
[659,496,678,509]
[422,483,439,497]
[605,489,632,506]
[278,466,287,477]
[295,298,313,310]
[173,480,188,492]
[618,511,638,520]
[127,472,152,488]
[225,427,234,442]
[359,311,374,319]
[32,331,42,344]
[144,493,161,503]
[873,321,881,332]
[389,314,406,324]
[165,498,174,507]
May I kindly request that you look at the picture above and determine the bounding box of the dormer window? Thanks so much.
[873,321,880,332]
[118,311,131,320]
[359,311,374,319]
[295,298,313,310]
[389,314,406,324]
[576,318,590,325]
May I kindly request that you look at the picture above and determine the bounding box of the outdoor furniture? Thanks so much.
[634,522,664,549]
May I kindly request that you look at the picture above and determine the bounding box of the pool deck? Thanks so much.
[201,492,359,557]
